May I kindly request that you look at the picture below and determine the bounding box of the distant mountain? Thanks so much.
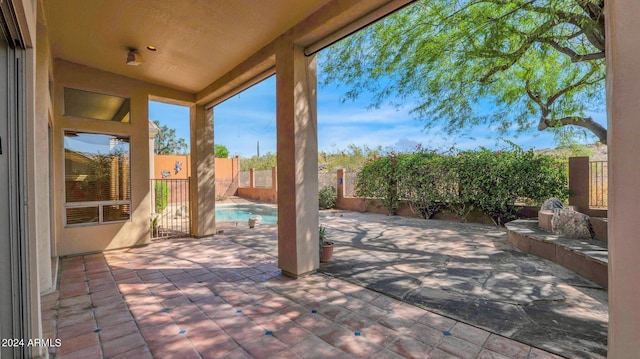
[536,143,607,161]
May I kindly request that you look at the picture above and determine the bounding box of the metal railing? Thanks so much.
[589,160,608,208]
[150,178,190,239]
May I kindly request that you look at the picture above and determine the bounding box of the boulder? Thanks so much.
[551,208,594,239]
[541,198,564,211]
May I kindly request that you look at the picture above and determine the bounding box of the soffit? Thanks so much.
[46,0,332,93]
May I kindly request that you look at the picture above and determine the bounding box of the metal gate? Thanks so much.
[150,178,191,239]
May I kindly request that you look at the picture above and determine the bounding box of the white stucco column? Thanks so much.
[275,39,319,277]
[606,0,640,356]
[190,105,216,237]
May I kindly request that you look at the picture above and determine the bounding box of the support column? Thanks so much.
[606,0,640,356]
[275,39,319,277]
[190,105,216,237]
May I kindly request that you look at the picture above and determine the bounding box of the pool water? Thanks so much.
[215,204,278,225]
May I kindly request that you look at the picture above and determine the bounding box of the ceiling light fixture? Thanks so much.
[126,48,144,66]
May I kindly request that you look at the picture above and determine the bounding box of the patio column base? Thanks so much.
[280,269,317,280]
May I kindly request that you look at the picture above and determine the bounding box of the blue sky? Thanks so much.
[149,73,606,158]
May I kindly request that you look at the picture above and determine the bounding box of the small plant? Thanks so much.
[151,215,159,236]
[154,182,169,213]
[319,186,337,209]
[319,225,333,246]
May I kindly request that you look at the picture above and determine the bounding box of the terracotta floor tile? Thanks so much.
[416,311,458,332]
[111,345,153,359]
[295,312,334,332]
[242,335,288,359]
[55,344,101,359]
[408,322,445,347]
[337,312,374,331]
[222,347,254,359]
[224,321,265,346]
[56,332,99,356]
[478,348,513,359]
[360,322,400,347]
[369,348,408,359]
[148,338,201,359]
[437,335,482,359]
[318,304,351,321]
[316,324,353,346]
[98,320,140,342]
[56,319,97,340]
[139,323,182,343]
[273,323,312,346]
[450,321,491,346]
[253,313,293,330]
[58,294,91,309]
[96,310,134,329]
[387,337,434,359]
[528,348,565,359]
[484,335,531,359]
[267,348,303,359]
[101,331,146,358]
[47,234,570,359]
[377,314,415,333]
[279,305,308,321]
[290,335,351,359]
[338,336,385,359]
[57,311,94,329]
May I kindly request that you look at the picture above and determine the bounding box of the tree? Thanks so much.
[320,0,607,144]
[215,144,229,158]
[153,120,188,155]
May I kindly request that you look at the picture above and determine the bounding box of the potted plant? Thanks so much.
[319,225,334,262]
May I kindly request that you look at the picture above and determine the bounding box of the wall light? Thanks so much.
[126,48,144,66]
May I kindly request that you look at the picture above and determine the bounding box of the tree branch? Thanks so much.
[544,39,604,62]
[538,116,607,145]
[546,66,600,107]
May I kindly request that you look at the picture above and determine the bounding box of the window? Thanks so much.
[63,88,130,123]
[64,131,131,226]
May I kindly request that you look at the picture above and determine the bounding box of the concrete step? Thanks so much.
[505,219,608,288]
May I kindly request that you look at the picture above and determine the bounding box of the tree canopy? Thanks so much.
[215,144,229,158]
[320,0,606,144]
[153,120,188,155]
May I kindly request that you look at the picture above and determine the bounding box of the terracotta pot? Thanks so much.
[248,218,256,228]
[321,244,334,262]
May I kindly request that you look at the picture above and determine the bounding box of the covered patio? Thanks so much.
[2,0,640,358]
[43,232,566,359]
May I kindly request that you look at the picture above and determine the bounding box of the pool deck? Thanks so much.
[41,205,608,358]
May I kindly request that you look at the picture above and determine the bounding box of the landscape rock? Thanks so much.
[551,208,594,239]
[541,198,564,211]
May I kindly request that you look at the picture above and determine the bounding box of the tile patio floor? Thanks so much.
[42,235,565,359]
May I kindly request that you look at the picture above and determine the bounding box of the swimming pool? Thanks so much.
[215,204,278,225]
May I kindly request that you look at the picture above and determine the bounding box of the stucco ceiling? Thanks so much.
[45,0,333,93]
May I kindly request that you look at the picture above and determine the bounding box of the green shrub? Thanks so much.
[154,182,170,213]
[454,146,568,225]
[355,145,568,225]
[356,155,400,215]
[397,153,457,219]
[319,186,337,209]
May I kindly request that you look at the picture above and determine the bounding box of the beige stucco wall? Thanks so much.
[33,11,54,294]
[606,0,640,356]
[52,60,194,256]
